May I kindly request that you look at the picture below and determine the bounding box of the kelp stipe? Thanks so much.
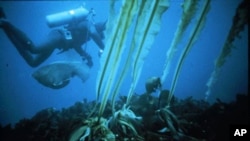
[161,0,199,84]
[126,0,169,105]
[205,0,248,100]
[109,0,170,113]
[167,0,210,105]
[96,0,138,121]
[96,0,169,121]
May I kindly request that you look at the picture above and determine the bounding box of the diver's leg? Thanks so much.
[1,20,54,67]
[30,30,65,66]
[0,19,40,64]
[0,7,6,19]
[20,30,65,67]
[17,51,51,67]
[0,7,55,67]
[31,50,54,67]
[1,20,35,50]
[1,19,64,67]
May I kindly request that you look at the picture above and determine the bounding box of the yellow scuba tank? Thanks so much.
[46,7,89,28]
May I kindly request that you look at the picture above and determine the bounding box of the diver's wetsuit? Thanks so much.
[0,7,105,68]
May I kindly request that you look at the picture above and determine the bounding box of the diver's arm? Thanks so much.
[74,46,88,58]
[88,24,105,50]
[74,46,93,67]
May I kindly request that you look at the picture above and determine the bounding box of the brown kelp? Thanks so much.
[96,0,169,122]
[69,117,115,141]
[161,0,199,83]
[205,0,248,100]
[165,0,211,105]
[126,0,169,105]
[108,105,144,140]
[96,0,139,121]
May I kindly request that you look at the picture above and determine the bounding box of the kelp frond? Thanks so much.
[96,0,139,121]
[126,0,169,105]
[168,0,210,105]
[96,0,169,121]
[161,0,199,83]
[205,0,248,100]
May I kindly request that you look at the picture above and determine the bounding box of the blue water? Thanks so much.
[0,0,248,126]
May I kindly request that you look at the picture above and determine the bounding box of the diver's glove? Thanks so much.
[0,7,6,18]
[98,49,104,57]
[87,58,93,68]
[82,54,93,68]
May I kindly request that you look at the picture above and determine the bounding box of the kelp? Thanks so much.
[205,0,248,100]
[69,117,115,141]
[69,126,89,141]
[108,106,144,140]
[110,0,170,112]
[96,0,139,121]
[161,0,199,83]
[126,0,169,105]
[96,0,169,121]
[167,0,210,105]
[112,0,169,112]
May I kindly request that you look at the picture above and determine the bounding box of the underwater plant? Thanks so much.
[77,0,247,140]
[205,0,248,100]
[125,0,169,106]
[108,105,144,140]
[166,0,210,106]
[96,0,139,121]
[69,117,115,141]
[96,0,169,121]
[161,0,199,83]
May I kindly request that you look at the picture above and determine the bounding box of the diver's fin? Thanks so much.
[0,7,6,18]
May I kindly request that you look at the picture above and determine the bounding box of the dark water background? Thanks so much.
[0,0,248,126]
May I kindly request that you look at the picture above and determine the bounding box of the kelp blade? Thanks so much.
[161,0,198,83]
[168,0,210,105]
[96,0,138,119]
[126,0,169,105]
[205,0,247,100]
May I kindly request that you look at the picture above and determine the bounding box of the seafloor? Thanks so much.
[0,91,248,141]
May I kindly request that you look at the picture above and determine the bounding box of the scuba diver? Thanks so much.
[0,6,105,68]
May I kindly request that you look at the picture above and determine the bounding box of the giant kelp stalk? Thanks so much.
[205,0,248,100]
[126,0,169,105]
[161,0,199,83]
[96,0,138,121]
[110,0,169,114]
[96,0,169,121]
[167,0,210,105]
